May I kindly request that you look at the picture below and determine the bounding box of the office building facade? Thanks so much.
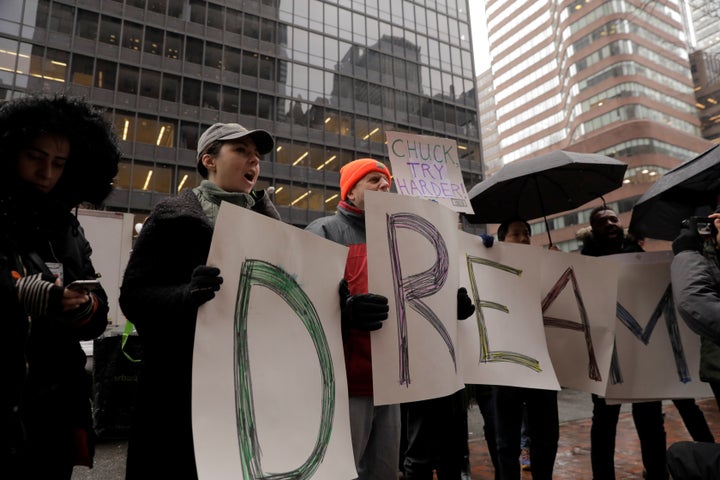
[484,0,713,250]
[0,0,482,227]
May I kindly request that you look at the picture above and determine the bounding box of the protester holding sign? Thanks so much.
[305,158,399,480]
[0,95,120,478]
[119,123,280,479]
[579,206,668,480]
[492,218,559,480]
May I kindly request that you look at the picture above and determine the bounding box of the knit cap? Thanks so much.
[339,158,392,200]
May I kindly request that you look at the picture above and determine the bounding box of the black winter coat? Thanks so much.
[119,189,280,479]
[1,185,108,476]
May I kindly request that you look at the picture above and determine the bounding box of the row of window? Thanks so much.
[12,0,474,82]
[0,40,480,140]
[109,109,479,165]
[115,159,344,211]
[529,197,639,236]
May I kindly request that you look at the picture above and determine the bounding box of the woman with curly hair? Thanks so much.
[0,95,121,478]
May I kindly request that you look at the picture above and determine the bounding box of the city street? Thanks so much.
[71,389,720,479]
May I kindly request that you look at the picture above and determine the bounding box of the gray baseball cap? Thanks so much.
[196,122,274,161]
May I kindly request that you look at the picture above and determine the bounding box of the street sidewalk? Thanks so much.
[72,389,719,479]
[468,395,720,479]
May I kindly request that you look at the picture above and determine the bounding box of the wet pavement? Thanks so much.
[72,389,719,479]
[468,394,719,479]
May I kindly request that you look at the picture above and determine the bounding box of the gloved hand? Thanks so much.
[457,287,475,320]
[480,234,494,248]
[187,265,223,306]
[339,279,389,331]
[672,220,703,255]
[16,272,64,318]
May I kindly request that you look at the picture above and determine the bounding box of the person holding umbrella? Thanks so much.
[0,95,121,478]
[492,218,559,480]
[579,205,669,480]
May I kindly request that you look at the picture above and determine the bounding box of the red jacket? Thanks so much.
[305,201,374,396]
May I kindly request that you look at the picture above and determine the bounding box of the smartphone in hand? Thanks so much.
[66,279,101,292]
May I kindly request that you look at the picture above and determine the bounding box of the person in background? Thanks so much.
[119,123,280,479]
[667,208,720,478]
[0,95,121,478]
[579,206,668,480]
[492,218,559,480]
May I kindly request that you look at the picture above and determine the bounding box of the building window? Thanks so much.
[70,54,94,86]
[185,37,203,65]
[99,16,121,45]
[165,32,182,60]
[140,69,161,99]
[118,65,139,94]
[48,3,74,35]
[182,78,201,106]
[77,10,98,40]
[95,59,117,89]
[122,21,143,51]
[144,27,164,56]
[161,73,180,101]
[222,86,239,113]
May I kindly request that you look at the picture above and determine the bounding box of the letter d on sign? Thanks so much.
[235,259,334,480]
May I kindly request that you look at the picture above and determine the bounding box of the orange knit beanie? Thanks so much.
[339,158,392,200]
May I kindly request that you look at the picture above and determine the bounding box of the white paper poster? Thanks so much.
[541,250,618,395]
[366,191,464,404]
[386,131,473,213]
[192,202,356,480]
[458,233,560,391]
[604,251,712,400]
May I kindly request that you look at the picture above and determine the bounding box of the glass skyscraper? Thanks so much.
[0,0,482,227]
[483,0,714,251]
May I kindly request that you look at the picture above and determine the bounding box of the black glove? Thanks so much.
[16,272,64,318]
[339,279,389,331]
[188,265,223,306]
[480,234,494,248]
[457,287,475,320]
[672,221,703,255]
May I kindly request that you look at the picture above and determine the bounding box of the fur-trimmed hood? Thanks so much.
[0,95,121,208]
[577,226,643,255]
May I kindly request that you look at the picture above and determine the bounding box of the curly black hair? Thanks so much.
[0,94,121,207]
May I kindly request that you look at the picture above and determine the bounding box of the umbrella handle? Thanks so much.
[544,215,553,247]
[534,178,553,246]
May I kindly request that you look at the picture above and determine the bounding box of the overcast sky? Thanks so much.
[468,1,491,73]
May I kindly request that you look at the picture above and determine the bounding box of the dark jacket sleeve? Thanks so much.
[252,189,281,220]
[119,196,213,337]
[671,250,720,345]
[65,227,110,340]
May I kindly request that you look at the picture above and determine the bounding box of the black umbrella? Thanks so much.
[465,150,627,244]
[629,144,720,241]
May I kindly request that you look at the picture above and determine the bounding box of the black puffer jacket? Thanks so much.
[119,188,280,479]
[0,184,109,474]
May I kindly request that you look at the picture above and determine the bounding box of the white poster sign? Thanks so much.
[604,251,712,400]
[458,234,560,390]
[386,131,473,213]
[541,250,618,395]
[192,202,356,480]
[366,191,464,404]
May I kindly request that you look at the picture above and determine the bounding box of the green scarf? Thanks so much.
[193,180,255,226]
